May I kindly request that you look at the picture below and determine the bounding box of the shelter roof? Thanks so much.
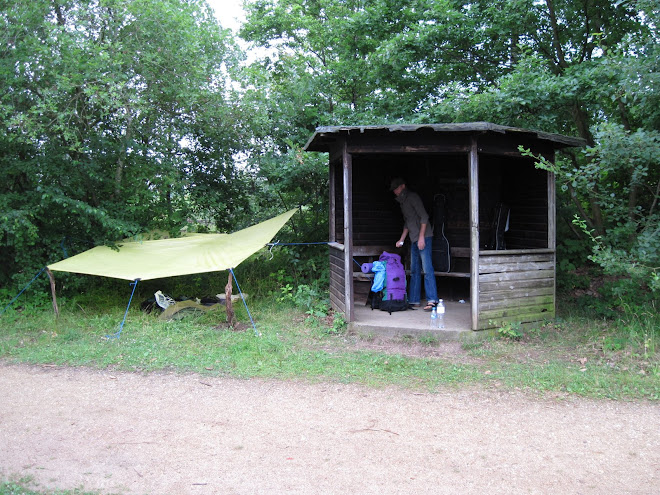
[303,122,586,152]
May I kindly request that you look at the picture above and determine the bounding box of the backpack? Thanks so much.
[363,251,408,314]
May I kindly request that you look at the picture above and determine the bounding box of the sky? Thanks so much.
[205,0,246,33]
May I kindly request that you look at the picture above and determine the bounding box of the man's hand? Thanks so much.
[417,237,426,250]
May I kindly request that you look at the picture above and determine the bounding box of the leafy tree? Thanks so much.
[240,0,659,307]
[0,0,247,286]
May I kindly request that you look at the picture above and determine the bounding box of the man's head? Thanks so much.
[390,177,406,196]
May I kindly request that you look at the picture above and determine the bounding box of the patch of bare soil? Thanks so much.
[349,338,481,362]
[1,363,659,495]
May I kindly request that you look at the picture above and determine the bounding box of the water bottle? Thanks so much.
[430,304,438,329]
[437,299,445,329]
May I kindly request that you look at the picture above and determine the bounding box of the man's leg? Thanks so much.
[420,236,438,305]
[409,242,422,305]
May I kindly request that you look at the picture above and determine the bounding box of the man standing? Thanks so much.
[391,177,439,311]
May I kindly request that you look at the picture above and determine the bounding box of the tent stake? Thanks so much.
[45,268,59,318]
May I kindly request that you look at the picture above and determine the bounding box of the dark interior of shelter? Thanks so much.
[334,152,549,303]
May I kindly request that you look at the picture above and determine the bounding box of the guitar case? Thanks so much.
[432,193,451,272]
[489,203,510,250]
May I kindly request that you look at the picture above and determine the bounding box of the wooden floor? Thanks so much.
[349,299,481,341]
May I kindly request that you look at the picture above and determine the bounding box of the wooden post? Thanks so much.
[225,271,236,326]
[469,138,479,331]
[547,150,557,318]
[342,139,354,322]
[45,268,59,318]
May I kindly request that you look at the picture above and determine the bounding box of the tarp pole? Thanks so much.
[225,271,235,326]
[45,268,60,318]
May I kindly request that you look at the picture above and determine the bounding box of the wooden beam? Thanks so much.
[547,150,557,318]
[45,268,59,318]
[342,139,354,322]
[469,138,479,330]
[225,271,236,326]
[347,143,471,154]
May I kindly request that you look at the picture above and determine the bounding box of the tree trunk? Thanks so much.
[114,112,134,198]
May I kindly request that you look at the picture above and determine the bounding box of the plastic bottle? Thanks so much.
[437,299,445,329]
[430,304,438,329]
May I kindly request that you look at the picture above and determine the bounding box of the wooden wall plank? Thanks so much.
[479,277,554,293]
[479,253,554,265]
[479,295,554,311]
[478,269,555,283]
[478,309,555,329]
[480,249,554,255]
[329,244,346,313]
[330,292,345,313]
[477,247,556,330]
[479,286,554,302]
[329,269,345,288]
[479,261,555,274]
[480,303,555,320]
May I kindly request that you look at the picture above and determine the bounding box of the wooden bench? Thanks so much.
[435,246,470,278]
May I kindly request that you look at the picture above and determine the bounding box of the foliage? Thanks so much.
[522,123,660,310]
[2,0,658,313]
[0,0,250,287]
[496,321,523,340]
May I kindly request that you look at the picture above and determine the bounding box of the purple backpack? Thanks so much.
[379,251,407,302]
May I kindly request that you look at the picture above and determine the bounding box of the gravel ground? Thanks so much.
[1,363,659,495]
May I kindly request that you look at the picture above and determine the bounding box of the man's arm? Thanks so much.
[396,228,409,248]
[418,223,427,250]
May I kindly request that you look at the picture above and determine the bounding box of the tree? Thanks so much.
[239,0,659,305]
[0,0,247,286]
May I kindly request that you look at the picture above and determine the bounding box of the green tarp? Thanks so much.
[48,210,296,281]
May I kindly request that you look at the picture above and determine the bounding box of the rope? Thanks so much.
[267,241,329,260]
[1,267,47,315]
[267,242,330,246]
[267,241,367,271]
[60,239,69,258]
[106,279,139,339]
[230,268,260,337]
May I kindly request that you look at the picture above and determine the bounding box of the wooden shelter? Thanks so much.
[304,123,585,332]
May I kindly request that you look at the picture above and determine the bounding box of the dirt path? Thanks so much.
[1,363,659,495]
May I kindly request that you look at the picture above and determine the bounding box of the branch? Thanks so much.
[568,182,598,233]
[649,180,660,218]
[544,0,569,69]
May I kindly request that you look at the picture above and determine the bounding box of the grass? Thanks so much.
[0,478,103,495]
[1,287,658,401]
[1,286,659,495]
